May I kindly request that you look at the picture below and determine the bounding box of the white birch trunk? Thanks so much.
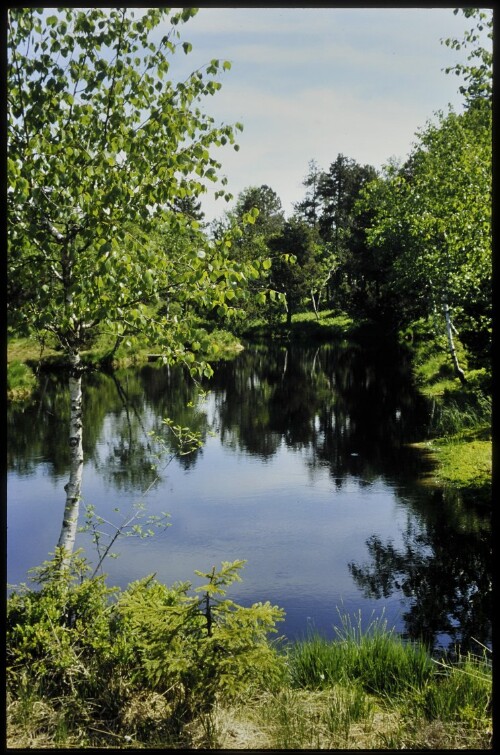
[57,351,84,561]
[443,302,467,385]
[310,290,320,320]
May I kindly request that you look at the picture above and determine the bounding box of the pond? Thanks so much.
[7,337,492,653]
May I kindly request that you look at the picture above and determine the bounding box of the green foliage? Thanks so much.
[443,8,493,108]
[7,7,254,375]
[234,184,285,241]
[7,549,118,699]
[256,633,491,749]
[361,104,491,367]
[287,613,434,697]
[7,562,492,748]
[355,13,492,367]
[118,560,285,717]
[426,436,491,495]
[294,154,378,316]
[210,184,287,326]
[268,217,332,323]
[430,392,491,439]
[7,551,285,746]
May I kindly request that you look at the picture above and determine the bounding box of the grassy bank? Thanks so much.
[242,308,492,500]
[403,317,492,499]
[242,307,357,342]
[7,555,492,750]
[7,326,243,401]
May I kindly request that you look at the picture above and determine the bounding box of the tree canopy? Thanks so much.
[356,8,492,365]
[8,7,492,373]
[7,7,260,374]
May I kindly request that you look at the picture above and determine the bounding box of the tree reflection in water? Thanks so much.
[207,341,491,654]
[349,487,492,653]
[7,338,491,652]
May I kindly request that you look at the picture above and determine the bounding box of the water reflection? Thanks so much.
[7,340,491,651]
[349,488,492,652]
[207,342,434,480]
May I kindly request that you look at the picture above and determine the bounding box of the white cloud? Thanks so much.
[162,7,492,222]
[199,83,447,221]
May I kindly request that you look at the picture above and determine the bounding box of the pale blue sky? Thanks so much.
[157,6,492,222]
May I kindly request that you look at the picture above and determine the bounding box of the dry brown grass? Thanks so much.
[7,688,493,750]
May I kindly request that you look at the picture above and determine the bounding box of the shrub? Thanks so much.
[7,552,285,745]
[117,560,285,720]
[7,549,118,701]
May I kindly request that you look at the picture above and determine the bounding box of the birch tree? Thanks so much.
[7,8,257,560]
[362,104,491,378]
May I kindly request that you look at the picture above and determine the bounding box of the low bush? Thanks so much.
[7,550,284,747]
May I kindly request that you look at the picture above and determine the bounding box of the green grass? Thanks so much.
[287,612,434,697]
[7,335,60,364]
[243,308,356,342]
[9,641,492,749]
[422,649,492,726]
[7,326,244,403]
[424,435,491,490]
[7,360,37,400]
[401,317,492,498]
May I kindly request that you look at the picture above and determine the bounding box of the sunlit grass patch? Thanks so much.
[287,612,434,697]
[7,336,59,364]
[413,347,461,396]
[428,436,491,489]
[242,308,357,341]
[7,360,37,400]
[291,308,354,328]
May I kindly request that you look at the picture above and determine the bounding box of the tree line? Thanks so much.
[210,8,491,376]
[8,7,492,375]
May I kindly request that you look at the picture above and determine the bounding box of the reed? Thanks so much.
[287,611,434,697]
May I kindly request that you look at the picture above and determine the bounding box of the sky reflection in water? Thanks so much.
[8,342,491,650]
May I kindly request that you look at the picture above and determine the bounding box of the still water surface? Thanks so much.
[7,340,492,651]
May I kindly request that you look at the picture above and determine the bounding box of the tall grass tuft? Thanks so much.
[287,633,349,689]
[322,683,374,741]
[262,689,320,749]
[421,647,492,727]
[431,392,491,438]
[287,611,434,697]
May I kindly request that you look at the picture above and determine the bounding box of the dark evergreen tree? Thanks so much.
[315,154,378,312]
[268,218,326,325]
[293,159,323,228]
